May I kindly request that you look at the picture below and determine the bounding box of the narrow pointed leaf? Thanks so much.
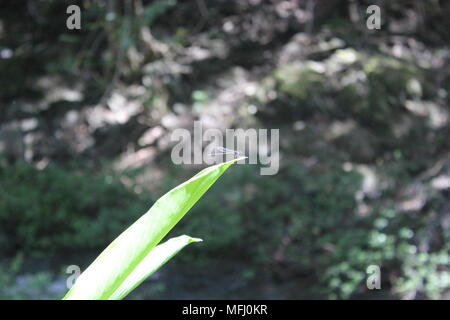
[64,157,243,300]
[109,235,202,300]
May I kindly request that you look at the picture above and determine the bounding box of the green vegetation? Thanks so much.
[0,159,148,257]
[1,0,449,300]
[64,158,240,299]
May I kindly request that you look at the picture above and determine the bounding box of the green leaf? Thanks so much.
[109,235,202,300]
[63,157,244,300]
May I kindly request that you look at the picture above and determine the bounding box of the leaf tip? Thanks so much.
[180,235,203,243]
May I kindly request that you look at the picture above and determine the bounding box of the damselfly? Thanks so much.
[208,146,242,157]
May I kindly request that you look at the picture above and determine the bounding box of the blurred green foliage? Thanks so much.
[0,254,61,299]
[0,159,148,257]
[169,162,449,299]
[0,156,448,299]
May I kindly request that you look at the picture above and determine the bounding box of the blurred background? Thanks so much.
[0,0,449,299]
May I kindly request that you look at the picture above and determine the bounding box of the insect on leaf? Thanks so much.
[63,157,244,300]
